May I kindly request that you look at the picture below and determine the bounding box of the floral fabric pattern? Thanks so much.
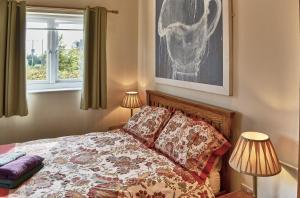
[155,111,231,179]
[5,129,215,198]
[123,106,171,147]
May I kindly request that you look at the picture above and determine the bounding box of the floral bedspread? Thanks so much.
[4,129,215,198]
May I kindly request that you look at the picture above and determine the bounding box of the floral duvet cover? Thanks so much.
[0,129,215,198]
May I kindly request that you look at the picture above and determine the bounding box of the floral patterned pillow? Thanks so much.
[123,106,171,147]
[154,111,231,180]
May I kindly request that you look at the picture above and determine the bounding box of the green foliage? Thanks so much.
[57,34,81,80]
[26,34,82,81]
[26,53,47,80]
[27,64,47,80]
[26,53,46,66]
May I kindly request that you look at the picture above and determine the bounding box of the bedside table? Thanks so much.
[218,191,253,198]
[108,123,125,130]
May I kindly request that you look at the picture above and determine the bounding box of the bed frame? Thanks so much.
[146,90,235,196]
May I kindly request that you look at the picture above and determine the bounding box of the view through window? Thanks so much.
[26,11,84,90]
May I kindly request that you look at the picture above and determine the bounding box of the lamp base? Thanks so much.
[130,109,133,117]
[253,176,257,198]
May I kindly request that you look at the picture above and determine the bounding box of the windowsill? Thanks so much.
[28,87,81,94]
[27,81,83,94]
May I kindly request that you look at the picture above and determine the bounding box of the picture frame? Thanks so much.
[155,0,233,96]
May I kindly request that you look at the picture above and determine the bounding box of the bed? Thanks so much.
[0,90,235,198]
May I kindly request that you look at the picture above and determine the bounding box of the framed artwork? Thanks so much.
[155,0,232,95]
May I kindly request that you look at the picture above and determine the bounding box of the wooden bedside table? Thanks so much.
[218,191,254,198]
[108,123,125,130]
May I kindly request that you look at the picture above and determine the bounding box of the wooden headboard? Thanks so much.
[146,90,235,195]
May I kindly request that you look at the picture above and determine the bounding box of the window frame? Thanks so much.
[26,9,84,92]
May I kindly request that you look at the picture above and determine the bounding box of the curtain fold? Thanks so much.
[81,7,107,110]
[0,0,28,118]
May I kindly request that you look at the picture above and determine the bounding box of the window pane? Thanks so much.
[57,23,83,30]
[26,29,48,81]
[57,30,83,80]
[26,11,84,88]
[27,21,48,29]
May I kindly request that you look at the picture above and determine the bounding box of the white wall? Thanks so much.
[138,0,300,197]
[0,0,139,144]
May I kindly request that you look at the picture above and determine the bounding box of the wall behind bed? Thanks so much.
[138,0,299,197]
[0,0,138,144]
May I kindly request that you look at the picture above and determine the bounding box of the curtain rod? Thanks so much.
[27,5,119,14]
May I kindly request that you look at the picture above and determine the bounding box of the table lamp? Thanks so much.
[121,91,142,117]
[229,132,281,198]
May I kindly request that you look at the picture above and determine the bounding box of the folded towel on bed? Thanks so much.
[0,151,26,166]
[0,155,44,180]
[0,163,44,189]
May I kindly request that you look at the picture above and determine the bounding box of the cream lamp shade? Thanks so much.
[121,92,142,116]
[229,132,281,197]
[229,132,281,177]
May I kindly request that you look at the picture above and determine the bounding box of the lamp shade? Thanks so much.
[229,132,281,177]
[121,91,143,109]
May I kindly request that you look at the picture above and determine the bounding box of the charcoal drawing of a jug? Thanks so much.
[158,0,222,81]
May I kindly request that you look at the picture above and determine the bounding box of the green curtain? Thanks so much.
[0,0,28,118]
[81,7,107,110]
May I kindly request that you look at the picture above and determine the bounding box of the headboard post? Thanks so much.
[146,90,235,195]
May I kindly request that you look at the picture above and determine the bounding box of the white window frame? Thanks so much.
[26,10,84,92]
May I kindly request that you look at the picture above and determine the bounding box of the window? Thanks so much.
[26,11,84,91]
